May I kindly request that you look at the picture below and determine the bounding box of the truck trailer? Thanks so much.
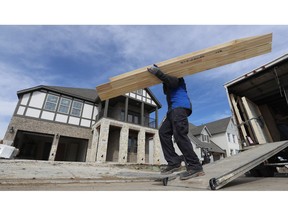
[224,53,288,177]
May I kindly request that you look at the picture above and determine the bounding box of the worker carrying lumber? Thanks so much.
[147,64,204,180]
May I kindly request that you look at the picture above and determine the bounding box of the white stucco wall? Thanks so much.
[211,119,240,157]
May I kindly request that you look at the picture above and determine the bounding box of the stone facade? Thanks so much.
[5,116,92,143]
[93,118,161,165]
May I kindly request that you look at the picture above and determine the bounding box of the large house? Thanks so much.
[3,84,241,166]
[3,85,163,164]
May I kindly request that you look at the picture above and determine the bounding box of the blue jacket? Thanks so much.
[153,70,192,116]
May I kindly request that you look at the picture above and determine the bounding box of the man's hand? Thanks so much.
[147,64,160,75]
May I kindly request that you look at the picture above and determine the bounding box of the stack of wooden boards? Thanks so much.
[96,33,272,101]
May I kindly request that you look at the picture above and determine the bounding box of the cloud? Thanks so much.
[0,61,58,138]
[1,25,288,139]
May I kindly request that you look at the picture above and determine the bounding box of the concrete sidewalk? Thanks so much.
[1,159,288,191]
[0,159,210,190]
[0,159,163,183]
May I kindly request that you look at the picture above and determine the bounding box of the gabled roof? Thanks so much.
[17,85,99,103]
[190,117,231,136]
[188,133,225,154]
[144,88,162,108]
[17,85,162,108]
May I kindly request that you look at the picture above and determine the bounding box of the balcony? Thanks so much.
[96,107,157,129]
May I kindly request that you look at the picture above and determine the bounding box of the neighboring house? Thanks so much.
[190,117,241,161]
[188,128,226,163]
[3,85,163,164]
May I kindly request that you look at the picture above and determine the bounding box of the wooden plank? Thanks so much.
[96,33,272,100]
[110,33,272,82]
[98,43,271,100]
[229,94,249,145]
[241,97,273,144]
[109,42,271,89]
[101,41,272,98]
[237,95,257,144]
[97,42,271,100]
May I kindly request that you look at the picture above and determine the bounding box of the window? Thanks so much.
[128,136,138,153]
[71,101,83,117]
[127,112,140,124]
[232,134,236,143]
[44,94,59,111]
[201,134,209,143]
[134,115,139,124]
[135,89,143,95]
[227,133,231,142]
[129,89,155,105]
[123,110,140,124]
[128,114,133,123]
[120,110,125,121]
[58,98,71,114]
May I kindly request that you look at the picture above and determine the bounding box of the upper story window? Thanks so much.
[71,101,83,117]
[227,133,231,142]
[58,98,71,114]
[44,94,59,111]
[201,134,210,143]
[136,89,143,95]
[232,134,236,143]
[120,110,140,124]
[127,89,155,105]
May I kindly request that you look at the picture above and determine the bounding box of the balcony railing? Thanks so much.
[96,107,157,129]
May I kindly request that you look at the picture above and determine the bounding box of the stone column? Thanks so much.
[48,134,60,161]
[153,133,161,165]
[118,124,129,163]
[137,128,146,164]
[96,119,110,162]
[86,127,99,162]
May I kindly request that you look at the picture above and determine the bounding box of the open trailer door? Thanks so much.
[241,96,273,144]
[229,94,250,145]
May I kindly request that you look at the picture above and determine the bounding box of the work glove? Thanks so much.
[147,64,161,75]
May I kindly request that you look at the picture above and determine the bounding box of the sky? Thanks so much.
[1,0,288,214]
[1,25,288,138]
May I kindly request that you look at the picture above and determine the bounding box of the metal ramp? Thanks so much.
[166,141,288,190]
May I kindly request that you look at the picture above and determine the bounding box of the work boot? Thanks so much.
[180,169,205,180]
[161,164,182,174]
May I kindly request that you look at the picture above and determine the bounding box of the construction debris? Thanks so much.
[0,144,19,159]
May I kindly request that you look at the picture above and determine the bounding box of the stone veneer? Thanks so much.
[4,116,162,165]
[93,118,162,165]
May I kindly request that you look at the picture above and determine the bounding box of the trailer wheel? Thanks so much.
[209,178,217,190]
